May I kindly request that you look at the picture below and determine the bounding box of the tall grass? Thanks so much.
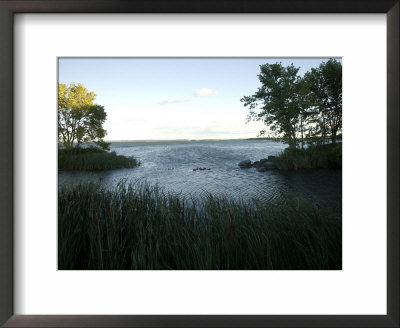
[273,143,342,170]
[58,181,341,270]
[59,151,140,171]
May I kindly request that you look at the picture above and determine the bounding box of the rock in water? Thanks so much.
[268,155,276,160]
[238,160,252,168]
[256,167,267,172]
[261,161,277,169]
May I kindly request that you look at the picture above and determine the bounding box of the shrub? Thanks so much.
[273,143,342,170]
[58,146,106,156]
[58,151,140,171]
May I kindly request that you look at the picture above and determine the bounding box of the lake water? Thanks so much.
[58,139,342,214]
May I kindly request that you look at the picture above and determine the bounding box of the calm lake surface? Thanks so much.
[58,139,342,214]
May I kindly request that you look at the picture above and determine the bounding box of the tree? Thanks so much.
[58,83,110,151]
[305,59,342,143]
[241,63,309,149]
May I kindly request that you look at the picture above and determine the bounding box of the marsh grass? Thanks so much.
[58,181,341,270]
[58,150,140,171]
[273,143,342,170]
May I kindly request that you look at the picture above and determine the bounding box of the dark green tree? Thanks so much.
[305,59,342,143]
[241,63,309,149]
[58,83,110,151]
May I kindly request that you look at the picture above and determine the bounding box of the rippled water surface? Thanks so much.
[59,140,342,214]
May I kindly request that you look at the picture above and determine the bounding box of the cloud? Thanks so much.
[194,88,218,96]
[158,98,192,105]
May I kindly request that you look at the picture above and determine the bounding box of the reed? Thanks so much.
[59,151,140,171]
[58,181,342,270]
[273,143,342,170]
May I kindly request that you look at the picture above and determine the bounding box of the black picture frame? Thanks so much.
[0,1,398,327]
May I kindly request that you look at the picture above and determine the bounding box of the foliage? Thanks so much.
[241,63,309,149]
[59,181,342,270]
[58,151,140,171]
[242,59,342,148]
[304,59,342,143]
[58,83,110,151]
[58,146,106,156]
[273,143,342,170]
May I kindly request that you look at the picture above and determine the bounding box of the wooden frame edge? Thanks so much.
[1,1,398,327]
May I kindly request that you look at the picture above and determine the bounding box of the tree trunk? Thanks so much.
[291,129,297,149]
[321,116,326,144]
[300,118,304,149]
[331,128,337,144]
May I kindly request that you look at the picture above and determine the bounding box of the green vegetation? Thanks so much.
[58,83,140,171]
[241,59,342,149]
[58,147,139,171]
[58,83,110,151]
[273,143,342,170]
[59,181,342,270]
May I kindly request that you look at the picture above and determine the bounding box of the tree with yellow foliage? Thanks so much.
[58,83,109,151]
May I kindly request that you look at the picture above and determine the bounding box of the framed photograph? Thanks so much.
[1,1,398,327]
[57,56,343,272]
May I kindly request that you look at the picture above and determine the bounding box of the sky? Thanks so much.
[58,58,339,141]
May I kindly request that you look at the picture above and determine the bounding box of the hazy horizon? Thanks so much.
[104,136,277,142]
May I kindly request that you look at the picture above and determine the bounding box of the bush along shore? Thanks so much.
[58,181,342,270]
[58,147,140,171]
[238,143,342,171]
[273,143,342,170]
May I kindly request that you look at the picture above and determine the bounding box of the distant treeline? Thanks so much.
[246,137,278,141]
